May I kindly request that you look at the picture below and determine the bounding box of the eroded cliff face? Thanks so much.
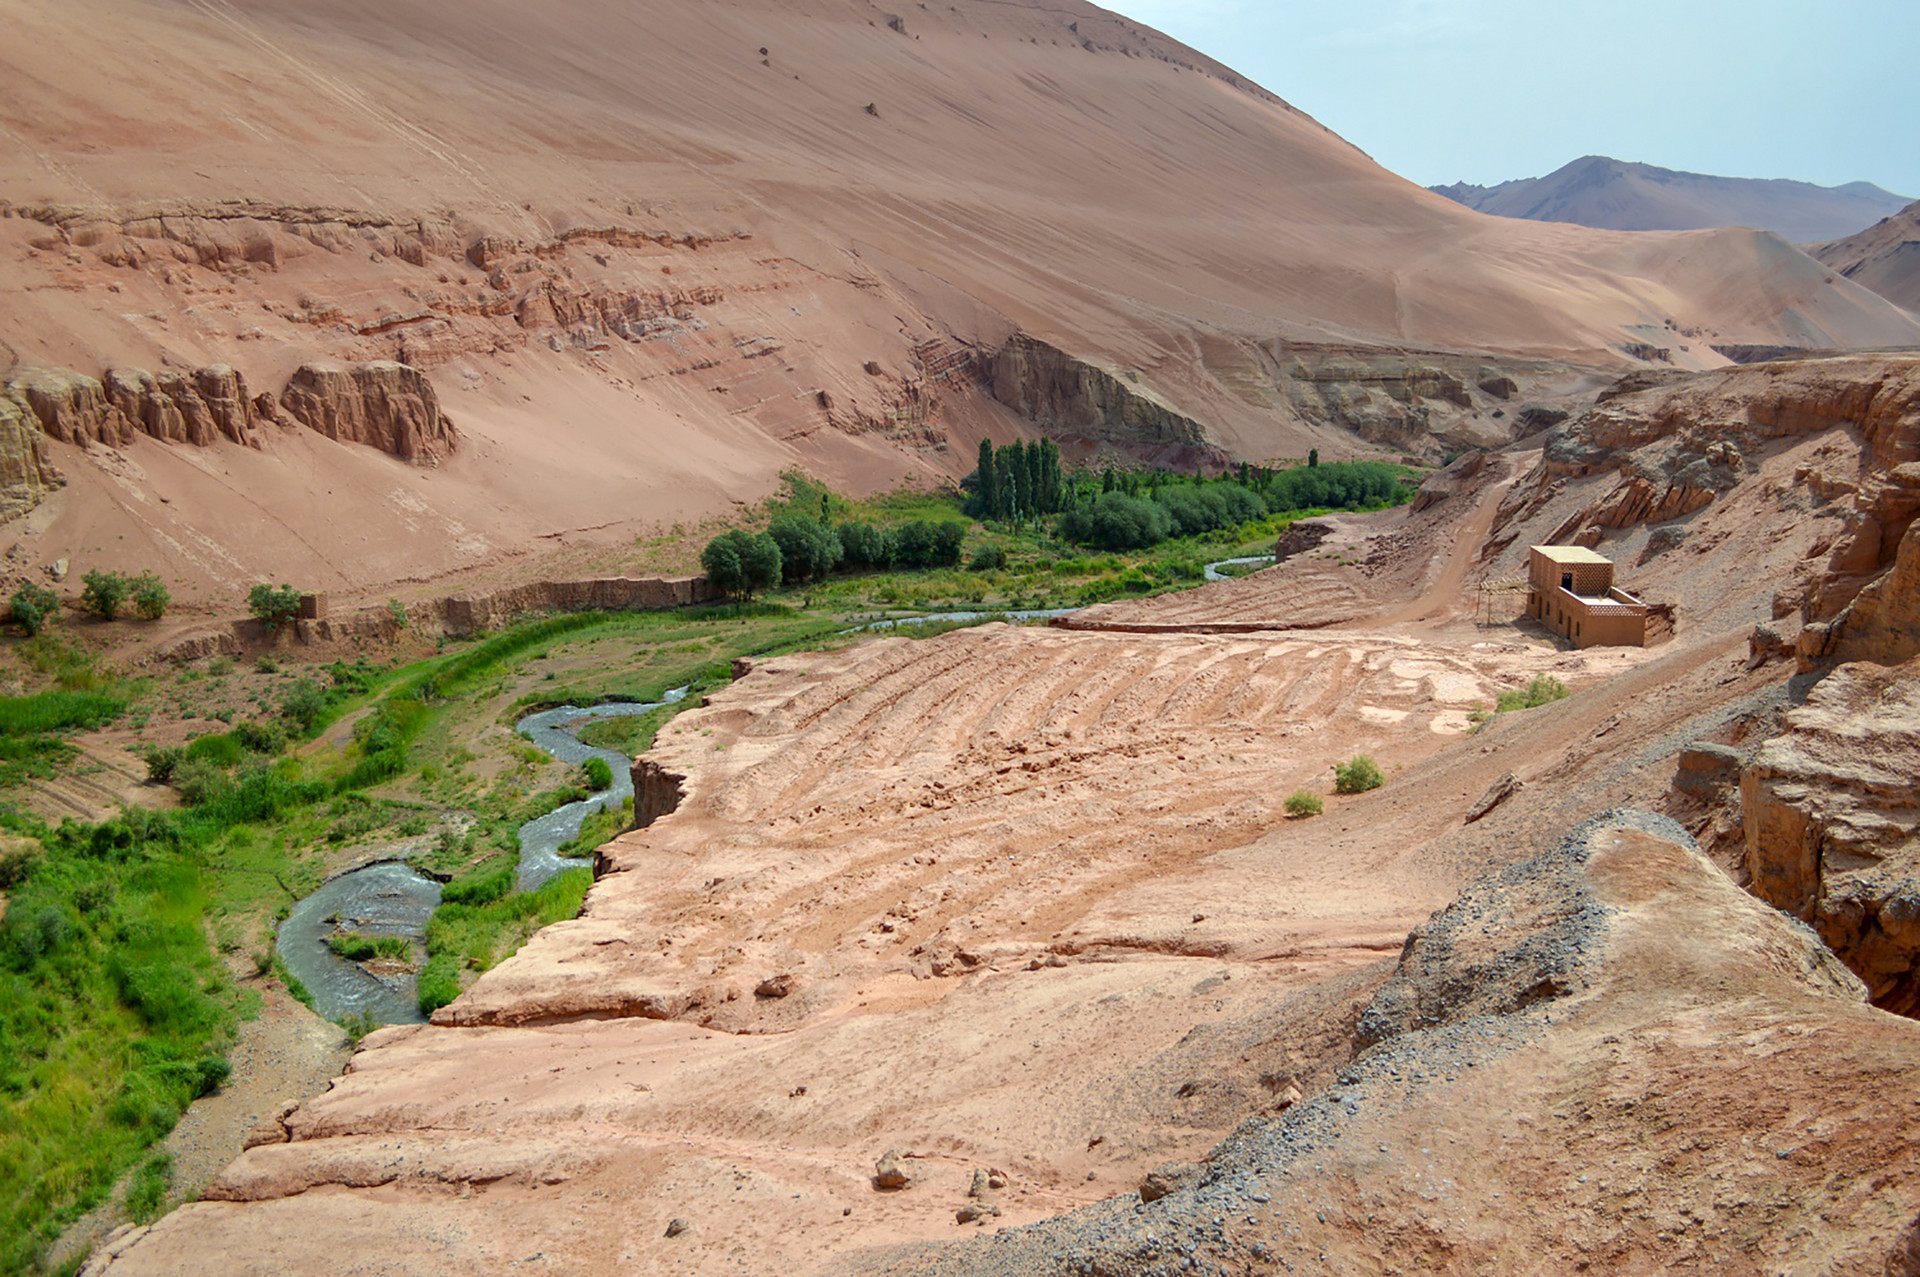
[4,359,456,466]
[278,362,455,465]
[989,335,1226,467]
[1743,658,1920,1013]
[0,395,60,521]
[1499,357,1920,585]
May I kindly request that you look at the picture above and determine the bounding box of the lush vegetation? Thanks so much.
[1333,755,1385,795]
[0,811,245,1271]
[417,861,591,1016]
[1054,461,1409,552]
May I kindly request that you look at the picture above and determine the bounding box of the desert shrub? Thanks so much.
[580,757,614,790]
[969,543,1008,571]
[131,572,170,620]
[8,581,58,635]
[80,570,131,620]
[144,746,184,784]
[246,583,303,631]
[387,598,409,628]
[254,654,279,674]
[1333,755,1384,795]
[1284,790,1323,818]
[1495,675,1570,713]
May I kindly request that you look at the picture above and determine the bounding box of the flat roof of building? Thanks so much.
[1530,545,1612,565]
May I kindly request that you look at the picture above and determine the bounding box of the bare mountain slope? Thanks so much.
[3,1,1918,606]
[1813,200,1920,313]
[1434,154,1913,242]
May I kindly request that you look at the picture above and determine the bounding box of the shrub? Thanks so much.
[1495,675,1570,714]
[1333,755,1384,795]
[254,654,279,674]
[1284,790,1323,818]
[247,583,303,631]
[581,757,614,790]
[278,679,327,732]
[131,571,170,620]
[387,598,409,628]
[144,745,184,783]
[81,569,131,620]
[9,580,58,635]
[969,543,1008,571]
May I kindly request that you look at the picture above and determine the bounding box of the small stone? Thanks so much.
[956,1203,1001,1225]
[664,1218,690,1239]
[968,1168,991,1199]
[755,973,795,999]
[987,1169,1009,1190]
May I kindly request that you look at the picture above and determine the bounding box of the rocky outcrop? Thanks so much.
[5,367,126,446]
[1816,517,1920,667]
[103,365,257,447]
[8,363,263,451]
[1743,657,1920,1013]
[278,362,456,464]
[989,335,1226,467]
[0,394,61,520]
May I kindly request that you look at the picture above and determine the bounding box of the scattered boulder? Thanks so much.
[955,1203,1000,1225]
[1464,772,1523,824]
[873,1149,913,1191]
[754,973,795,1000]
[1477,372,1519,400]
[663,1217,691,1239]
[1674,743,1743,799]
[1138,1161,1204,1204]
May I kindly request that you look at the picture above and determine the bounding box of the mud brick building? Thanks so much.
[1526,545,1648,647]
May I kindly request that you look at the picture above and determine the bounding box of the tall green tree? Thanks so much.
[975,438,999,520]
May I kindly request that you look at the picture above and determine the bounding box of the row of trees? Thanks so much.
[1057,461,1408,550]
[968,438,1066,522]
[702,516,968,598]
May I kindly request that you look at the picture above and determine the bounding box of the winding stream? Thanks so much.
[274,687,689,1025]
[1204,555,1272,581]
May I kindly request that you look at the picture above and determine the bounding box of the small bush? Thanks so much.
[1495,675,1570,714]
[387,598,409,628]
[8,580,58,635]
[581,757,614,790]
[254,654,279,674]
[1284,790,1323,818]
[969,543,1008,571]
[1333,755,1384,795]
[132,571,170,620]
[81,569,131,620]
[144,745,184,783]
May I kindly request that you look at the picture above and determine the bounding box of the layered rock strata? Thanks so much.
[1743,657,1920,1013]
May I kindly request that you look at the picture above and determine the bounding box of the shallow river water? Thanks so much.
[274,687,689,1024]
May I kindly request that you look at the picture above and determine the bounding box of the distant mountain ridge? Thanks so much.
[1813,200,1920,314]
[1434,156,1912,243]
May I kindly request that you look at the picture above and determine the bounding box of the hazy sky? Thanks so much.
[1107,0,1919,197]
